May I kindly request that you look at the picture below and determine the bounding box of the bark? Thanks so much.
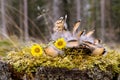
[19,0,23,40]
[53,0,64,22]
[100,0,105,42]
[23,0,29,41]
[76,0,81,20]
[106,0,112,28]
[0,61,119,80]
[1,0,8,36]
[91,0,97,37]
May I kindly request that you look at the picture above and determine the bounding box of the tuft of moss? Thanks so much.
[0,40,13,57]
[3,45,120,74]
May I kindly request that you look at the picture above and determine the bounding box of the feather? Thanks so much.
[86,30,95,37]
[67,40,79,47]
[72,20,81,34]
[44,46,58,57]
[92,48,105,56]
[77,30,85,38]
[64,15,68,30]
[83,41,105,56]
[94,39,101,44]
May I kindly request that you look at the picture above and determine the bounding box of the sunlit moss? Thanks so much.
[3,45,120,74]
[0,40,13,56]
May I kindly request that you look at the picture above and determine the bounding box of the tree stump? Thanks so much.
[0,61,119,80]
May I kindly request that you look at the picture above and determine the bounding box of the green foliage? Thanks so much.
[3,45,120,74]
[0,41,12,46]
[0,40,13,57]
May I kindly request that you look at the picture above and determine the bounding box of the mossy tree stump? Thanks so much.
[0,61,120,80]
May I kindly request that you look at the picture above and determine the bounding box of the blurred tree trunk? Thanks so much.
[76,0,81,20]
[106,0,112,28]
[105,0,114,42]
[79,0,85,29]
[53,0,64,22]
[80,0,84,29]
[19,0,23,40]
[1,0,8,36]
[91,0,97,37]
[23,0,29,41]
[100,0,105,42]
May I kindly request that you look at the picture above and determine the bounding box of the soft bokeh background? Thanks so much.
[0,0,120,49]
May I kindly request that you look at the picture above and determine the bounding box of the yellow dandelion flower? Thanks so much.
[54,38,66,49]
[31,44,43,57]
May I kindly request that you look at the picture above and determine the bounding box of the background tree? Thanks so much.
[0,0,120,44]
[1,0,7,36]
[23,0,29,41]
[100,0,105,42]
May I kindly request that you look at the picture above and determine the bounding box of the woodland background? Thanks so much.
[0,0,120,47]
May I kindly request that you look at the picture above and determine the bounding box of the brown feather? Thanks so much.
[77,30,85,38]
[86,30,95,37]
[92,48,105,56]
[67,40,79,47]
[83,41,105,56]
[94,39,101,44]
[73,21,81,34]
[44,46,58,57]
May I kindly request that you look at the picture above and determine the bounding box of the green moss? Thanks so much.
[3,45,120,74]
[0,41,12,46]
[0,40,13,57]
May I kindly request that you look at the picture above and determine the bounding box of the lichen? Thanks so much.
[3,44,120,74]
